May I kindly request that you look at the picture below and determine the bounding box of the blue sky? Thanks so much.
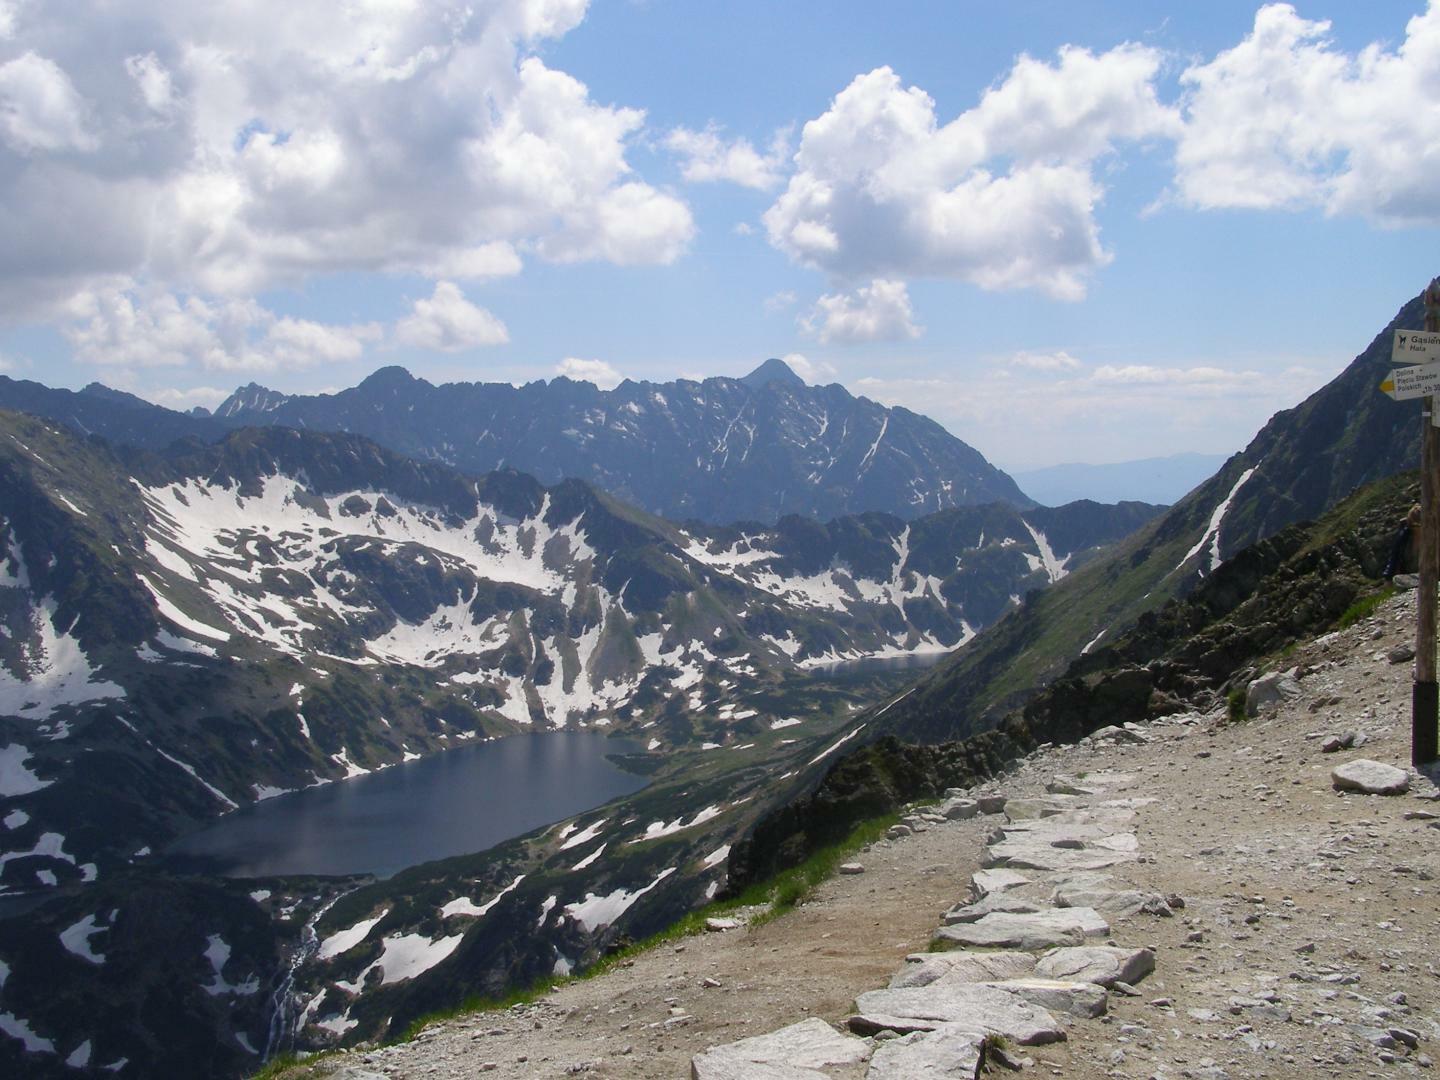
[0,1,1437,470]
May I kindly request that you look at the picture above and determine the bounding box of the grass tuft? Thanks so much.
[1336,584,1397,630]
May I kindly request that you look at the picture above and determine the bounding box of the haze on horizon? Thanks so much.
[0,0,1437,470]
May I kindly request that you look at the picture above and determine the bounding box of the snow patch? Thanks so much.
[440,874,525,919]
[563,867,676,932]
[318,909,390,960]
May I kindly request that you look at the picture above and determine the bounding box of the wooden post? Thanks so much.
[1416,276,1440,767]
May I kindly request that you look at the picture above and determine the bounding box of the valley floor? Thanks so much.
[283,590,1440,1079]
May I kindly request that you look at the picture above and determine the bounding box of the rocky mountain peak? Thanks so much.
[740,357,806,390]
[214,381,291,418]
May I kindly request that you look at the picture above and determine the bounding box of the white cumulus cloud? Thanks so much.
[1174,2,1440,226]
[395,282,508,352]
[62,284,380,372]
[666,124,789,189]
[766,46,1177,300]
[0,0,693,321]
[805,279,920,345]
[555,357,623,389]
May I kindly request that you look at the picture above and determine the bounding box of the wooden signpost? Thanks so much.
[1412,278,1440,767]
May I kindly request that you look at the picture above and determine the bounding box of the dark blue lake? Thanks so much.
[165,732,645,880]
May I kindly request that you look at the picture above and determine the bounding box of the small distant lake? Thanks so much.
[810,649,950,679]
[165,732,645,880]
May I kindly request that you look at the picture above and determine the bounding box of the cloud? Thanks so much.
[394,281,509,352]
[0,0,694,318]
[555,356,622,389]
[0,51,97,153]
[665,124,789,189]
[778,352,836,383]
[855,357,1332,469]
[145,385,230,411]
[765,47,1177,300]
[1174,2,1440,225]
[805,279,921,344]
[61,283,380,372]
[763,289,797,313]
[1009,349,1083,372]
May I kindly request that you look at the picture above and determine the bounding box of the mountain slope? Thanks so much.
[865,284,1432,745]
[208,359,1033,522]
[0,412,1156,886]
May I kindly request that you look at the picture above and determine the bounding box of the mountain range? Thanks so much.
[0,359,1032,524]
[0,411,1155,892]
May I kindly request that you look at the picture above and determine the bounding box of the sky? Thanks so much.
[0,1,1438,471]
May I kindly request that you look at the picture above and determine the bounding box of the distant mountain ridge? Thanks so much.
[0,360,1032,524]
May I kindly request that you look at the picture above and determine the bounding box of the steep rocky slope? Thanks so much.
[864,286,1432,745]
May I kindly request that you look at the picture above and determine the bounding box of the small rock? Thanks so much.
[939,797,980,820]
[1387,643,1417,663]
[838,862,865,875]
[977,795,1007,815]
[704,917,742,932]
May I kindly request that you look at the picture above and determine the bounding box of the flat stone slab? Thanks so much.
[1052,885,1152,919]
[1003,796,1078,821]
[970,869,1031,897]
[1035,945,1155,988]
[980,978,1108,1019]
[864,1025,984,1079]
[892,950,1036,989]
[983,839,1137,873]
[1331,759,1411,796]
[933,908,1109,951]
[691,1018,871,1080]
[851,984,1065,1045]
[943,892,1047,925]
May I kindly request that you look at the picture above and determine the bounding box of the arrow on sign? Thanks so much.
[1393,328,1440,364]
[1380,360,1440,400]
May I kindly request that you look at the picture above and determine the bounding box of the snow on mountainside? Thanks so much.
[0,412,1157,892]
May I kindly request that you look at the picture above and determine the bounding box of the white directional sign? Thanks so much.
[1380,360,1440,400]
[1393,329,1440,364]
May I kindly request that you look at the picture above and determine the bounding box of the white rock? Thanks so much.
[1331,759,1411,796]
[981,978,1108,1019]
[970,869,1031,898]
[939,797,979,820]
[690,1018,871,1080]
[865,1024,985,1079]
[1035,945,1155,988]
[891,950,1036,989]
[933,908,1108,951]
[851,984,1065,1045]
[1246,670,1301,717]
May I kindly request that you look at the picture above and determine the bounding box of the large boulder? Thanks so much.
[1331,759,1411,795]
[1245,669,1301,716]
